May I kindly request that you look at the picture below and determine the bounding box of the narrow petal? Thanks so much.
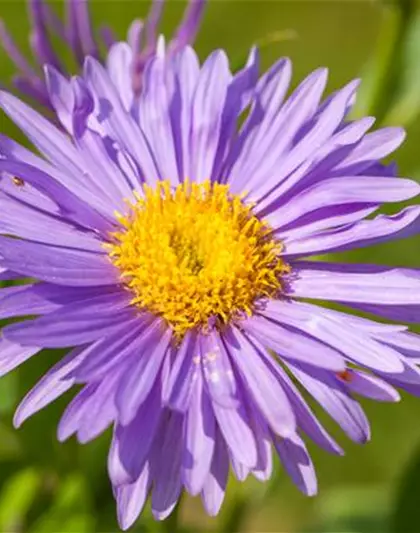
[13,346,86,428]
[267,176,419,231]
[200,331,239,409]
[201,431,229,516]
[137,53,179,185]
[116,323,172,425]
[106,42,134,112]
[0,283,118,320]
[116,462,151,531]
[70,314,154,382]
[183,371,215,495]
[189,50,231,183]
[288,362,371,443]
[111,385,162,486]
[249,80,360,202]
[224,326,296,437]
[0,338,39,380]
[333,127,406,175]
[229,68,327,194]
[284,205,420,258]
[292,261,420,306]
[0,159,114,233]
[165,330,199,412]
[3,293,134,347]
[151,411,184,521]
[263,300,405,373]
[83,57,159,186]
[169,0,206,52]
[274,433,317,496]
[337,370,400,402]
[271,364,343,455]
[0,191,103,252]
[0,236,118,286]
[243,315,346,371]
[212,400,257,468]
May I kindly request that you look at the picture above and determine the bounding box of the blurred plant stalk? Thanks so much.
[353,0,420,127]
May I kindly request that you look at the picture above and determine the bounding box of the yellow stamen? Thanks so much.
[108,180,289,338]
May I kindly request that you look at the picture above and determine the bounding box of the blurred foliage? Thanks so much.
[0,0,420,532]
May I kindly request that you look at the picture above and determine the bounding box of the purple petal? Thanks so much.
[0,190,103,252]
[116,462,151,531]
[169,46,200,182]
[284,205,420,258]
[44,66,74,133]
[106,43,134,112]
[223,326,296,437]
[169,0,206,53]
[267,176,419,231]
[72,0,98,58]
[0,91,95,190]
[137,52,179,185]
[243,315,346,371]
[338,370,400,402]
[189,50,232,183]
[229,67,327,194]
[292,261,420,306]
[271,363,343,455]
[183,371,215,495]
[13,345,86,428]
[110,385,162,486]
[263,300,405,373]
[274,433,317,496]
[3,293,134,347]
[200,331,239,409]
[212,399,257,468]
[340,302,420,325]
[0,19,38,80]
[0,236,118,286]
[151,411,184,521]
[0,338,39,380]
[211,47,259,183]
[0,283,118,320]
[332,127,406,175]
[116,323,172,425]
[288,362,370,443]
[69,314,154,382]
[201,430,229,516]
[249,80,360,203]
[83,57,159,186]
[29,0,63,71]
[165,330,199,412]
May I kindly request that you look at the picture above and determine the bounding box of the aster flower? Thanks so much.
[0,41,420,529]
[0,0,205,108]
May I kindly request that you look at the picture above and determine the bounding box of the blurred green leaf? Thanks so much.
[384,9,420,125]
[353,0,417,124]
[307,485,390,533]
[0,468,42,531]
[29,474,95,533]
[0,372,19,415]
[352,4,402,119]
[390,444,420,533]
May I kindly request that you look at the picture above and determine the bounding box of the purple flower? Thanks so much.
[0,0,205,108]
[0,41,420,529]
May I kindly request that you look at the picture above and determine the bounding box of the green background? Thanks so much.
[1,0,420,531]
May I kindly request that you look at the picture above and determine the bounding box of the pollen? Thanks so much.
[108,180,289,338]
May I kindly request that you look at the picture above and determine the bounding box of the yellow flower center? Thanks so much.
[109,180,289,338]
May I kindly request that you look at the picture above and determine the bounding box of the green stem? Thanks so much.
[162,494,184,533]
[221,496,249,533]
[373,0,415,123]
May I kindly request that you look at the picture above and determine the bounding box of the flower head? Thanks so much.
[0,41,420,529]
[0,0,205,108]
